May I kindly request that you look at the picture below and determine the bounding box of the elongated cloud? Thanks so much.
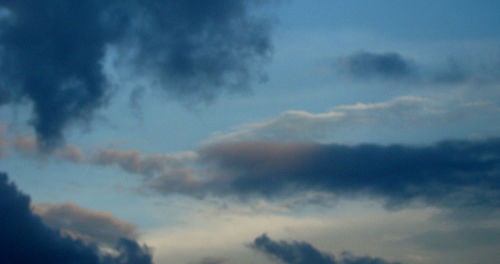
[15,136,500,210]
[0,0,273,147]
[250,234,401,264]
[9,129,500,210]
[0,172,153,264]
[34,202,138,246]
[338,51,500,85]
[197,138,500,209]
[206,96,434,143]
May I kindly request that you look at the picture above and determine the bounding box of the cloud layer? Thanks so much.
[0,172,153,264]
[0,0,273,146]
[196,138,500,209]
[10,132,500,210]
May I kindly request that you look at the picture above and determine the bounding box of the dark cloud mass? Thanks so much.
[338,51,414,80]
[0,0,272,147]
[189,138,500,209]
[0,172,153,264]
[250,234,401,264]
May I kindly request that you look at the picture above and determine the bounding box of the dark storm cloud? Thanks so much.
[338,51,415,80]
[0,172,153,264]
[250,234,401,264]
[191,138,500,209]
[0,0,273,147]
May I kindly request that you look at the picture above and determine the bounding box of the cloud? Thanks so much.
[15,134,500,211]
[249,234,401,264]
[192,138,500,209]
[207,95,500,144]
[34,202,138,247]
[337,51,500,85]
[14,136,85,162]
[0,0,273,147]
[8,123,500,211]
[206,110,349,143]
[338,51,415,80]
[0,172,153,264]
[90,149,195,178]
[205,96,450,144]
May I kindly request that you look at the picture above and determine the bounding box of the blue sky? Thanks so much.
[1,1,500,264]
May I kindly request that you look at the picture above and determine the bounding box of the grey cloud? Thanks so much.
[9,132,500,211]
[0,172,153,264]
[192,138,500,209]
[0,0,274,147]
[338,51,500,85]
[10,130,500,212]
[338,51,415,80]
[20,135,500,211]
[250,234,401,264]
[34,202,138,246]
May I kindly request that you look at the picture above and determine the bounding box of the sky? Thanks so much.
[1,1,500,263]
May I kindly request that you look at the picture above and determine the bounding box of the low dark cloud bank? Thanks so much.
[162,138,500,209]
[250,234,401,264]
[0,0,273,147]
[0,172,153,264]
